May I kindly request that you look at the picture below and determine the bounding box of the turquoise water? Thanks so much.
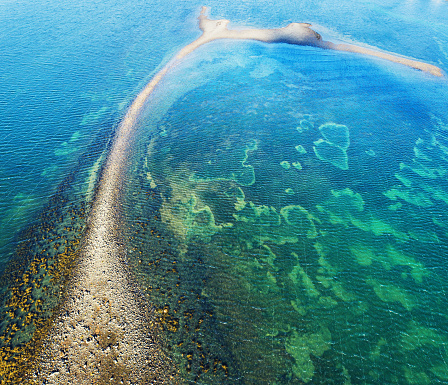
[1,0,448,383]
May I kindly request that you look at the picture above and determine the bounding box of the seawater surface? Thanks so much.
[1,0,448,383]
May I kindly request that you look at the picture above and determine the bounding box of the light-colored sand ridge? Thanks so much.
[35,6,442,384]
[195,7,442,76]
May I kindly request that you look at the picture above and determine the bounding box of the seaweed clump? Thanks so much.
[0,184,87,384]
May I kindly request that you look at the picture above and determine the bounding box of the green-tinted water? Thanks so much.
[2,0,448,382]
[122,44,448,384]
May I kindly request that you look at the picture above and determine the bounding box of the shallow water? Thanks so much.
[1,0,448,383]
[119,39,448,383]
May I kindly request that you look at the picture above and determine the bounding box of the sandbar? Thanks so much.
[195,7,442,77]
[35,6,442,384]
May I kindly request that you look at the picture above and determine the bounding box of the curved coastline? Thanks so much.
[35,6,443,383]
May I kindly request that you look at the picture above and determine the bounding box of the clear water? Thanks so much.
[1,0,448,383]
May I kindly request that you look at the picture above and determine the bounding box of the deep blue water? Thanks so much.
[1,0,448,383]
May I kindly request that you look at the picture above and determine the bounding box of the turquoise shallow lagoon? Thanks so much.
[1,0,448,383]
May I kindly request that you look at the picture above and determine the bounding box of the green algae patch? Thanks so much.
[54,131,83,156]
[161,193,229,244]
[422,183,448,205]
[313,122,350,170]
[413,144,432,161]
[314,243,337,276]
[394,173,413,187]
[316,188,364,226]
[288,253,320,298]
[408,228,439,243]
[368,218,408,240]
[224,185,246,211]
[159,163,235,250]
[349,243,428,283]
[266,270,279,288]
[285,188,295,195]
[143,157,158,189]
[85,153,107,202]
[350,244,375,266]
[295,145,307,155]
[385,245,429,283]
[0,193,87,384]
[234,202,281,227]
[297,119,314,133]
[230,200,319,249]
[401,321,446,351]
[286,326,332,383]
[290,300,307,316]
[226,189,307,246]
[313,140,348,170]
[281,205,318,239]
[384,187,433,207]
[313,243,355,302]
[317,188,409,241]
[318,123,350,150]
[41,165,58,177]
[280,161,291,170]
[231,198,320,247]
[404,368,430,385]
[80,106,109,126]
[370,337,387,361]
[388,202,402,211]
[400,160,443,179]
[366,278,415,311]
[190,140,257,186]
[318,296,338,308]
[430,365,448,381]
[328,278,355,302]
[258,245,279,270]
[232,201,298,246]
[292,162,302,170]
[188,202,223,242]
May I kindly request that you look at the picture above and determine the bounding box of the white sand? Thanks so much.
[195,6,442,76]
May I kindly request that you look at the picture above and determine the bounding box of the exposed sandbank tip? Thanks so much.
[329,42,444,78]
[198,6,442,77]
[428,65,444,77]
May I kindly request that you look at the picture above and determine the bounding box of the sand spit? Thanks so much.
[34,6,442,384]
[34,105,177,382]
[327,42,443,77]
[34,234,176,384]
[195,7,443,77]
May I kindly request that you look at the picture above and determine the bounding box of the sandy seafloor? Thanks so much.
[1,0,448,383]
